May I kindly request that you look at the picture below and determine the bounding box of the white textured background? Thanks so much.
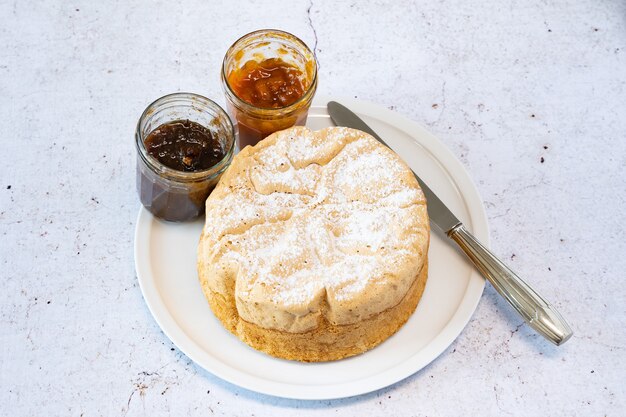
[1,0,625,416]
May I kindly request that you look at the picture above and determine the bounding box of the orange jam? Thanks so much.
[227,58,306,109]
[221,30,318,149]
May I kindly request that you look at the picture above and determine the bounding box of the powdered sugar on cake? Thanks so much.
[200,127,429,331]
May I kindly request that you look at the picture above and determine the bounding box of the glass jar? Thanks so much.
[135,93,235,222]
[221,29,318,149]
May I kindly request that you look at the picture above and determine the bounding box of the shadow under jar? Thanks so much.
[221,29,318,149]
[135,93,235,222]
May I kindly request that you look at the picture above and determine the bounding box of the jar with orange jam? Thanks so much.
[221,29,318,149]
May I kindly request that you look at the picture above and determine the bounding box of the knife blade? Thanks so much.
[327,100,573,346]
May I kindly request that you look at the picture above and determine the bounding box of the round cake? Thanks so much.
[197,126,430,362]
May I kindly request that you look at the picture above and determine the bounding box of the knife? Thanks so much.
[327,101,573,346]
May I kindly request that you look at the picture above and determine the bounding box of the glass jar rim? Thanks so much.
[135,92,235,182]
[221,29,318,114]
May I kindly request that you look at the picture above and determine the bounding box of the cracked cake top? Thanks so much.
[197,126,429,333]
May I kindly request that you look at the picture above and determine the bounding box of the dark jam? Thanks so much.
[227,57,306,109]
[144,119,225,172]
[138,119,228,222]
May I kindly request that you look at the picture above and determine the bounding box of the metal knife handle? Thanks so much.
[448,224,573,346]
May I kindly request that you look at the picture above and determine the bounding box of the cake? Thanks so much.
[197,126,430,362]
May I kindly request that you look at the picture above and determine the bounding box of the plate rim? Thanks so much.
[134,96,489,400]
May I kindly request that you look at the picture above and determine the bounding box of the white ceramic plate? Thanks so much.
[134,97,489,400]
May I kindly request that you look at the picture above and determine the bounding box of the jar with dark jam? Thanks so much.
[221,29,318,149]
[135,93,235,222]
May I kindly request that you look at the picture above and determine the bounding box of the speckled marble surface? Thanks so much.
[1,1,625,416]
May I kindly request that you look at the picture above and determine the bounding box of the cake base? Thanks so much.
[200,259,428,362]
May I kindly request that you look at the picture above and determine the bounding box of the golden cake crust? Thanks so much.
[197,126,430,361]
[201,259,427,362]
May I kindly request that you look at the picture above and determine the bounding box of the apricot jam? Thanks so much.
[222,30,318,149]
[227,58,306,109]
